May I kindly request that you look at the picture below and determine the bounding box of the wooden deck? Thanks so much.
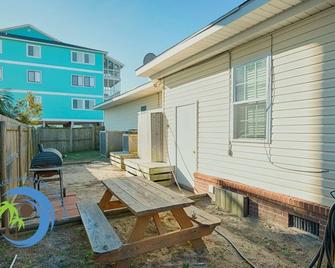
[110,151,138,170]
[124,158,174,186]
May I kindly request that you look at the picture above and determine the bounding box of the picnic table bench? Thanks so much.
[77,176,221,267]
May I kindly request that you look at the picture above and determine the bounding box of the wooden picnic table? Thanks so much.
[77,176,221,268]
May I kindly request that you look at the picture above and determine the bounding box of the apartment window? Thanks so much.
[27,70,41,83]
[27,44,41,58]
[0,67,2,80]
[72,98,95,110]
[72,75,95,87]
[232,57,269,140]
[71,51,95,65]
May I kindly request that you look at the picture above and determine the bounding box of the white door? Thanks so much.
[176,103,196,189]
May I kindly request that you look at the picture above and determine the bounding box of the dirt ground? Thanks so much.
[0,159,322,268]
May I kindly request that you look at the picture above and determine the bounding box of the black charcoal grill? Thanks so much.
[30,144,65,204]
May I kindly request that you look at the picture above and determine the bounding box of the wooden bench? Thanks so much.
[76,201,123,254]
[184,205,221,227]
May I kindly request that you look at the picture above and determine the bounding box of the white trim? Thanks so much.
[0,88,103,98]
[72,98,96,111]
[27,70,42,83]
[71,50,95,65]
[0,34,106,54]
[0,59,103,74]
[26,44,41,58]
[0,24,61,42]
[42,118,103,122]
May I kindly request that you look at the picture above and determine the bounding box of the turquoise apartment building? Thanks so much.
[0,24,123,125]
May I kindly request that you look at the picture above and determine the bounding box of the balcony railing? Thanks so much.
[104,83,121,99]
[104,69,120,80]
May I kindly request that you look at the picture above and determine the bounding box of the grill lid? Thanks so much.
[31,145,63,168]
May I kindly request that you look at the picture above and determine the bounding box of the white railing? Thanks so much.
[104,84,121,99]
[104,69,120,80]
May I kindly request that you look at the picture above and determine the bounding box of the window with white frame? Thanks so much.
[72,98,95,110]
[72,75,95,87]
[27,44,41,58]
[232,57,269,140]
[71,51,95,65]
[27,70,41,83]
[0,66,3,80]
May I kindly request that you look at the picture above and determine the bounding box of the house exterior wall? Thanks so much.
[0,26,104,123]
[162,7,335,237]
[104,92,161,131]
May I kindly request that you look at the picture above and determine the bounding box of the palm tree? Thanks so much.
[0,201,25,230]
[0,91,15,118]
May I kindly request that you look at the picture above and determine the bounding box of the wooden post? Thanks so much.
[91,126,96,150]
[0,121,7,228]
[18,125,23,179]
[69,122,73,153]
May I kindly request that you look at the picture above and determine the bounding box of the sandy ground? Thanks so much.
[0,160,322,268]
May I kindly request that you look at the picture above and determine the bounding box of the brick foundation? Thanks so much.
[194,172,329,239]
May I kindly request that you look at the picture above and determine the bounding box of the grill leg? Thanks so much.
[59,170,64,206]
[37,175,41,191]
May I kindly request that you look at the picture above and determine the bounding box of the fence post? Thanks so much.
[91,126,95,150]
[69,127,73,153]
[0,121,7,228]
[18,125,23,179]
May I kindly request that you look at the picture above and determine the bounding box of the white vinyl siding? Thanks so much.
[71,51,95,65]
[27,44,41,58]
[72,75,95,87]
[233,58,268,140]
[72,98,95,110]
[104,93,161,131]
[27,70,41,83]
[162,6,335,207]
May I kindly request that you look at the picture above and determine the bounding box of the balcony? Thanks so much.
[104,69,120,80]
[104,83,121,99]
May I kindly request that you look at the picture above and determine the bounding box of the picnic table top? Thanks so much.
[102,176,194,216]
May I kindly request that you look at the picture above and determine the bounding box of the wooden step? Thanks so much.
[184,206,221,227]
[77,201,123,254]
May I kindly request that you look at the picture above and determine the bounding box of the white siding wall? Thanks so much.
[163,7,335,206]
[104,93,161,131]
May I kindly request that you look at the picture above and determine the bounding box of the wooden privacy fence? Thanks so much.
[35,126,103,153]
[0,115,34,219]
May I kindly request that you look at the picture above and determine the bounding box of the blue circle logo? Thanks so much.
[2,186,55,248]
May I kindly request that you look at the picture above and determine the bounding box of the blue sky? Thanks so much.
[0,0,245,92]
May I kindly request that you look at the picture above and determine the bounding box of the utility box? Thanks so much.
[215,187,249,217]
[122,133,138,154]
[138,109,163,162]
[99,131,123,156]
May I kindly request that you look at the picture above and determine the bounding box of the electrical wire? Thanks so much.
[308,200,335,268]
[215,227,257,268]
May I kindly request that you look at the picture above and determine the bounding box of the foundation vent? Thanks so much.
[289,215,319,236]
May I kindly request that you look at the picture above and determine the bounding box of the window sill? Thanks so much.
[231,138,269,144]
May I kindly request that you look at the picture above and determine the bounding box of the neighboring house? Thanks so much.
[95,81,162,131]
[136,0,335,239]
[0,24,123,125]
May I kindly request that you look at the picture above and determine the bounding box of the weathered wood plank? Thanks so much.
[96,225,213,263]
[77,201,123,254]
[184,206,221,226]
[102,177,193,216]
